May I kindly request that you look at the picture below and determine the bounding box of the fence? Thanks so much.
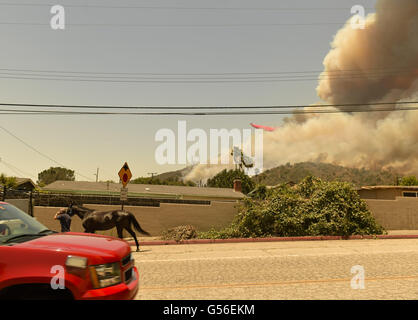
[2,187,212,214]
[0,188,34,216]
[33,192,211,208]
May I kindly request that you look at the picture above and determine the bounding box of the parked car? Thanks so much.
[0,202,139,300]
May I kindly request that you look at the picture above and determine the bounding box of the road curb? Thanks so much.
[129,234,418,247]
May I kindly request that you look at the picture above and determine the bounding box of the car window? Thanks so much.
[0,204,48,244]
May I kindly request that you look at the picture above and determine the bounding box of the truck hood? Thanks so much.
[16,233,131,263]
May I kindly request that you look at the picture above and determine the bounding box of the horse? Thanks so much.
[66,204,150,252]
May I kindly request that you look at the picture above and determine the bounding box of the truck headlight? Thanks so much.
[89,262,121,288]
[66,256,88,269]
[65,256,88,278]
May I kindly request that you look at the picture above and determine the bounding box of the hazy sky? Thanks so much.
[0,0,377,182]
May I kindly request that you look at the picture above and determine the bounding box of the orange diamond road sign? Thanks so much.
[118,162,132,188]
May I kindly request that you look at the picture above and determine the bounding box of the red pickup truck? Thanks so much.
[0,202,139,300]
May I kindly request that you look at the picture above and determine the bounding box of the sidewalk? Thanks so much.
[387,230,418,235]
[127,230,418,247]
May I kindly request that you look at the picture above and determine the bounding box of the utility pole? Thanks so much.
[94,168,99,182]
[148,172,158,181]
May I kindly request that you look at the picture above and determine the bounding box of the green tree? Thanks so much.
[37,167,75,185]
[0,174,17,200]
[207,169,255,194]
[399,175,418,186]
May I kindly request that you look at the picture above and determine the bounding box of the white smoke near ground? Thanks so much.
[185,0,418,182]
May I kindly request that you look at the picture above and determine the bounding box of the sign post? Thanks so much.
[120,187,128,201]
[118,162,132,211]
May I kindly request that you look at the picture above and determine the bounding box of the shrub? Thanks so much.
[399,175,418,186]
[198,226,240,240]
[199,176,386,239]
[160,225,198,242]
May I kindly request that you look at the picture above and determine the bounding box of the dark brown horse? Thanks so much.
[67,205,150,252]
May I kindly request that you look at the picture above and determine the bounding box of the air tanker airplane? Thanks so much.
[250,123,277,132]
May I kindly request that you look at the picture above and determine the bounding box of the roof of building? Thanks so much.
[15,178,36,186]
[43,180,245,199]
[0,178,36,190]
[358,185,418,191]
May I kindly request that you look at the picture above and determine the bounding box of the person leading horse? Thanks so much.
[63,204,150,252]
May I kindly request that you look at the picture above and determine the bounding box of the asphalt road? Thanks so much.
[132,239,418,300]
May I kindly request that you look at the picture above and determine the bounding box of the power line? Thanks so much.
[0,66,414,83]
[0,66,411,76]
[0,160,25,177]
[0,157,37,180]
[0,3,375,11]
[0,101,416,110]
[0,104,417,116]
[0,125,94,181]
[0,21,349,28]
[1,109,417,116]
[0,73,414,83]
[0,69,412,81]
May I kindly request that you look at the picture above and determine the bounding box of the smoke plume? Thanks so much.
[186,0,418,182]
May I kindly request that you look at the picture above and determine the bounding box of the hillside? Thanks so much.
[137,162,402,188]
[252,162,400,187]
[152,166,194,181]
[131,166,196,186]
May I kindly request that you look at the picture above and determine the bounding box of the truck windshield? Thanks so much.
[0,203,49,244]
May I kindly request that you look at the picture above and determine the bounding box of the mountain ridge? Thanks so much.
[252,162,400,187]
[148,162,402,188]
